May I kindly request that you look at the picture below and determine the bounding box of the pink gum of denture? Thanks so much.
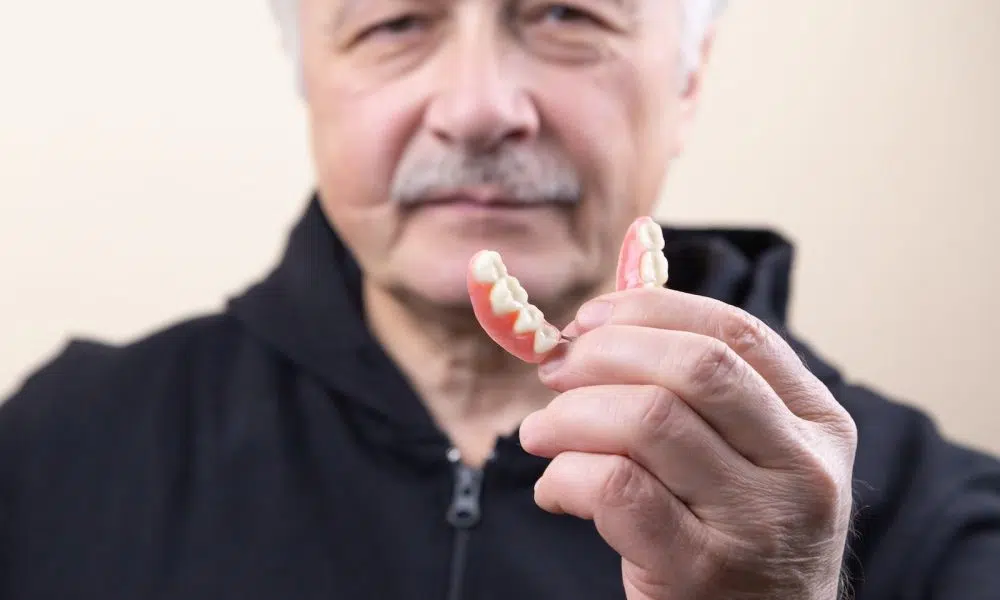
[466,250,562,364]
[616,216,669,292]
[467,216,669,363]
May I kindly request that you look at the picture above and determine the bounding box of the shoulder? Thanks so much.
[0,314,253,478]
[821,366,999,509]
[789,335,1000,597]
[835,379,1000,527]
[837,381,1000,598]
[785,335,997,496]
[4,313,244,405]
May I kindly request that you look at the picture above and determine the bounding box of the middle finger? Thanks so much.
[539,325,806,468]
[520,384,758,508]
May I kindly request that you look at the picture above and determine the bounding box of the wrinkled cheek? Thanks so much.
[309,78,414,209]
[308,75,434,282]
[611,63,679,215]
[310,94,365,191]
[306,89,392,271]
[576,64,653,220]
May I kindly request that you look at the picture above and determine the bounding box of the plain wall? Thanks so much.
[1,1,998,453]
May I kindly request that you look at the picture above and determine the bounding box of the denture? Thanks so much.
[467,216,669,363]
[467,250,563,363]
[616,216,669,291]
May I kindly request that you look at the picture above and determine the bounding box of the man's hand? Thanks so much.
[519,287,858,600]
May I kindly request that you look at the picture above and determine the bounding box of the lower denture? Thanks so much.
[467,251,561,363]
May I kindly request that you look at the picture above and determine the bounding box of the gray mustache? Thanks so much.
[390,145,582,205]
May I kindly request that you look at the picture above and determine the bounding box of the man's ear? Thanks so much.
[685,24,717,104]
[675,24,718,155]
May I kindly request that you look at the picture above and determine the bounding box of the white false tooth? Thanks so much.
[513,305,544,335]
[639,252,657,284]
[506,276,529,305]
[637,220,666,251]
[471,250,508,284]
[489,277,523,315]
[533,324,561,355]
[639,251,670,287]
[652,251,669,285]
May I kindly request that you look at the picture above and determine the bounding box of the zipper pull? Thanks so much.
[446,448,484,529]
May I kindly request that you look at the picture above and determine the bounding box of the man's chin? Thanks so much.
[397,280,475,312]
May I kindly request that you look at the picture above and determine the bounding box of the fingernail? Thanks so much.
[576,301,613,330]
[561,320,582,339]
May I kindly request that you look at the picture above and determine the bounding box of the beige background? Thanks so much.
[1,1,997,453]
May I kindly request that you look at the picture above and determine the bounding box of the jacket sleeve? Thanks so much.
[926,491,1000,600]
[834,382,1000,600]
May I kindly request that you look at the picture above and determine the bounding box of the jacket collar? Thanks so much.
[227,193,830,425]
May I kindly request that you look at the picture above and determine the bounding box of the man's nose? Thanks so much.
[425,39,540,154]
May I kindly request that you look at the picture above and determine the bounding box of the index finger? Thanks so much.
[567,288,839,423]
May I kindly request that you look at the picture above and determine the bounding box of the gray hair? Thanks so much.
[268,0,728,89]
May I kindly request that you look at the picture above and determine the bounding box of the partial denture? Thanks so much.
[468,216,669,363]
[467,250,562,363]
[616,216,669,291]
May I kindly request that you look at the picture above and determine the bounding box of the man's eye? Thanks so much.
[363,14,427,38]
[538,4,600,25]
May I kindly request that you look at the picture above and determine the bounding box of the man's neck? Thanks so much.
[362,279,573,467]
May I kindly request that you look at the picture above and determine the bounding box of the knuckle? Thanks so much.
[790,381,845,422]
[803,389,860,448]
[600,455,647,508]
[719,306,771,356]
[688,339,741,394]
[831,404,859,445]
[794,452,849,530]
[635,386,683,442]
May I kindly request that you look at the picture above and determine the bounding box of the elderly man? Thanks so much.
[2,0,999,598]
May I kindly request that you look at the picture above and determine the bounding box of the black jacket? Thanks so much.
[2,197,998,600]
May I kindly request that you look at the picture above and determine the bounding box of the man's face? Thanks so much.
[300,0,704,315]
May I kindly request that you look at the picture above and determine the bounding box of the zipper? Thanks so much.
[445,447,486,600]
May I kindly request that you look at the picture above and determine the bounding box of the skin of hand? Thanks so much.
[519,287,858,600]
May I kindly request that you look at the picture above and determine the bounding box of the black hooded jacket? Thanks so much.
[2,198,998,599]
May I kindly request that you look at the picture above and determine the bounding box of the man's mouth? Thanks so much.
[404,186,578,210]
[419,197,550,210]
